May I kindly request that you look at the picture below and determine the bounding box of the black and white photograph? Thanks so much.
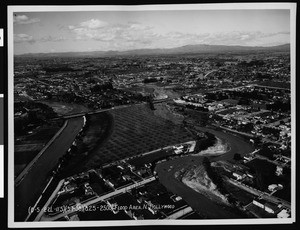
[6,2,296,228]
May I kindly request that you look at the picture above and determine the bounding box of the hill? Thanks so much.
[16,43,290,58]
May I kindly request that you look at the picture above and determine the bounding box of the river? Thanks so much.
[14,117,84,221]
[155,124,255,219]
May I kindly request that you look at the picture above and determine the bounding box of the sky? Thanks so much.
[13,9,291,55]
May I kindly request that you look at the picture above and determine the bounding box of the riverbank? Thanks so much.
[155,123,255,219]
[194,137,230,156]
[155,156,243,219]
[15,117,84,221]
[193,126,255,162]
[180,164,229,205]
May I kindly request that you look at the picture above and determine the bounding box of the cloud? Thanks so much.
[79,19,108,29]
[67,19,160,48]
[40,35,67,42]
[167,31,290,47]
[67,19,290,50]
[14,34,67,44]
[13,14,40,25]
[14,34,35,44]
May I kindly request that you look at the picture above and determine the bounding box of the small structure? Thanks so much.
[277,209,290,218]
[243,155,253,163]
[173,145,184,154]
[253,199,265,209]
[232,171,246,180]
[246,173,254,179]
[268,184,278,192]
[253,199,279,214]
[171,195,182,202]
[128,164,135,171]
[105,179,115,188]
[276,166,283,176]
[264,202,279,214]
[83,182,94,196]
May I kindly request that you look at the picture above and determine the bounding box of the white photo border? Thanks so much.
[7,2,297,228]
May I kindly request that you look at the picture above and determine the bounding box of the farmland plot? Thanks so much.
[84,104,193,169]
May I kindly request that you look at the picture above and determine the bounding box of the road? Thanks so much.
[211,124,255,138]
[51,102,146,120]
[226,178,291,209]
[252,84,290,91]
[15,116,84,221]
[38,176,156,221]
[165,206,193,219]
[15,120,68,186]
[52,100,173,120]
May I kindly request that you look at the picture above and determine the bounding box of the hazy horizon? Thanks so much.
[14,43,290,56]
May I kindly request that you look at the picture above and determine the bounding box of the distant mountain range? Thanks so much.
[16,43,290,58]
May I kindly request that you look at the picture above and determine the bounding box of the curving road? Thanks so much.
[14,117,84,221]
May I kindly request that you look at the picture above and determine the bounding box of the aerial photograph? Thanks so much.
[10,4,295,226]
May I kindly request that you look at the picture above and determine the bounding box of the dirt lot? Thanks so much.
[40,101,90,115]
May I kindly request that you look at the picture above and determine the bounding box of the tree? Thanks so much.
[202,157,210,166]
[233,153,242,161]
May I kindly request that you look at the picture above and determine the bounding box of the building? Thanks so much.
[243,155,253,163]
[253,199,279,214]
[232,171,246,180]
[264,202,279,214]
[268,184,278,192]
[253,199,265,209]
[246,173,254,179]
[268,184,283,192]
[277,209,290,218]
[276,166,283,176]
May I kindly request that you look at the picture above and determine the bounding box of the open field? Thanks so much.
[15,124,63,145]
[83,104,193,170]
[15,122,63,176]
[57,112,114,178]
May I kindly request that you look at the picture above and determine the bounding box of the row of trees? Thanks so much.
[194,132,216,152]
[202,157,245,211]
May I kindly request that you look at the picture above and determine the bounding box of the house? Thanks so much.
[174,148,183,154]
[264,202,278,214]
[171,195,182,202]
[243,155,253,163]
[246,173,254,179]
[253,199,265,209]
[268,184,278,192]
[83,183,94,196]
[122,175,131,181]
[277,209,290,218]
[232,171,246,180]
[128,164,136,171]
[276,166,283,176]
[105,179,115,188]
